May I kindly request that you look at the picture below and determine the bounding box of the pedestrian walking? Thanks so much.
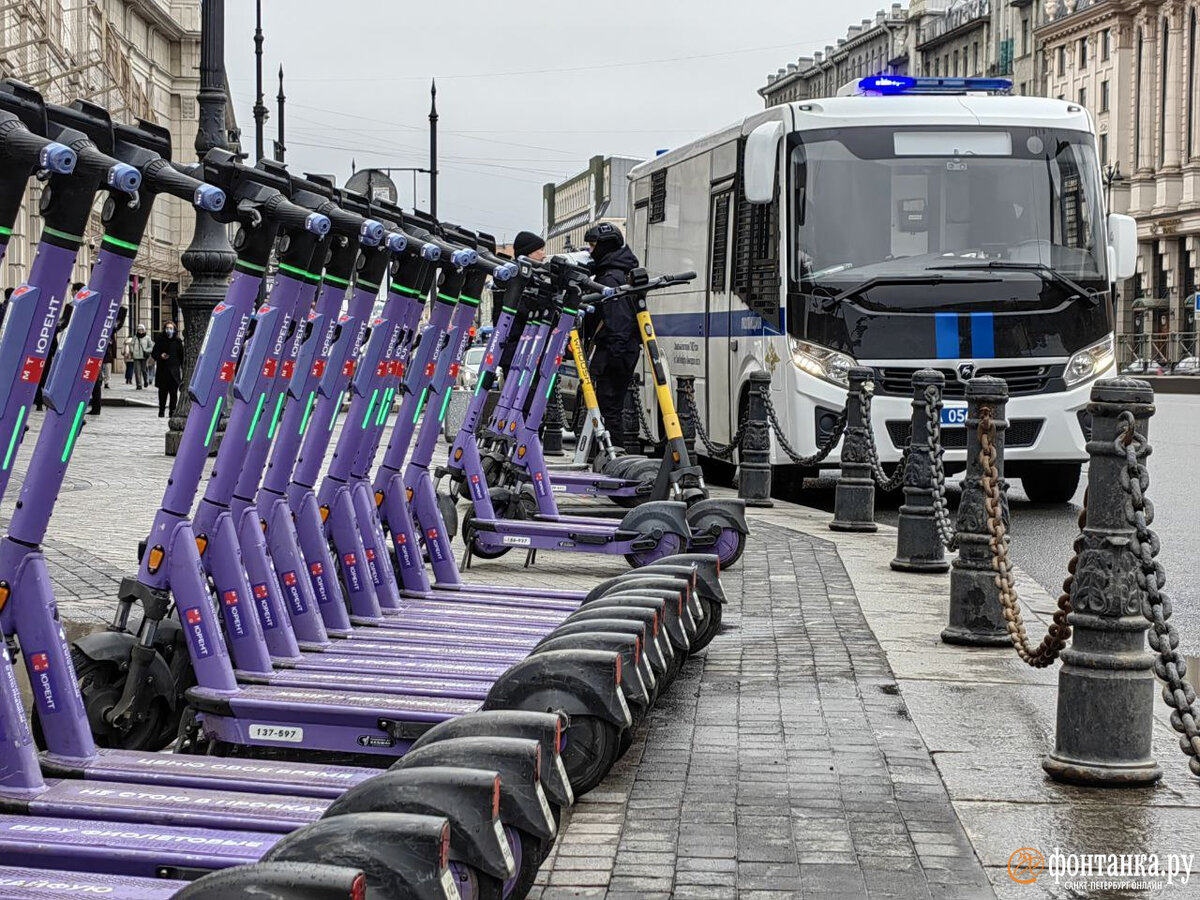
[584,223,641,442]
[126,324,153,389]
[152,321,184,418]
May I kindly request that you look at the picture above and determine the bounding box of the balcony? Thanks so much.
[917,0,991,50]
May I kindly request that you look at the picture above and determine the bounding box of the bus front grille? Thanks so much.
[871,365,1064,399]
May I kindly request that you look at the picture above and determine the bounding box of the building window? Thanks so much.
[1021,16,1030,56]
[953,50,959,77]
[1102,28,1111,60]
[1079,36,1088,68]
[933,57,940,76]
[1100,132,1109,165]
[1057,45,1066,75]
[944,53,950,75]
[1079,86,1087,108]
[1019,81,1027,96]
[972,41,979,74]
[1101,79,1110,112]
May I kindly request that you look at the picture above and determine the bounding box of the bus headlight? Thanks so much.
[790,338,857,388]
[1064,334,1115,388]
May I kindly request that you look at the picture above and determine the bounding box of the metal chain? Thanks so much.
[1117,411,1200,777]
[631,382,666,450]
[680,379,745,460]
[760,387,846,467]
[978,406,1077,668]
[858,383,910,492]
[923,385,959,551]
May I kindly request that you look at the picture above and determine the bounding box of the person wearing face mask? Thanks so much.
[152,321,185,418]
[125,323,153,389]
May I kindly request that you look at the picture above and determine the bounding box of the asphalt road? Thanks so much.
[776,392,1200,649]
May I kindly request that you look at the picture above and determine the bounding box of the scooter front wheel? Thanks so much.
[462,508,511,560]
[710,525,746,570]
[57,651,170,751]
[559,714,623,796]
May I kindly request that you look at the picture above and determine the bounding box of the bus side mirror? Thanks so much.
[1107,213,1137,281]
[743,120,783,205]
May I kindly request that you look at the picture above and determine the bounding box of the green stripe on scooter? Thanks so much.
[60,402,87,463]
[3,406,26,470]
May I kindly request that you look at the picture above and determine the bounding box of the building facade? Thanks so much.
[1039,0,1200,366]
[542,155,643,254]
[0,0,227,339]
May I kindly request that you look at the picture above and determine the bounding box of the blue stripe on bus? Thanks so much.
[934,313,958,358]
[650,310,783,338]
[969,312,995,358]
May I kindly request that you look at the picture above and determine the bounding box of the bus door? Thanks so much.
[705,188,736,442]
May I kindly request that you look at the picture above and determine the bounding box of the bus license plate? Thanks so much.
[940,404,968,427]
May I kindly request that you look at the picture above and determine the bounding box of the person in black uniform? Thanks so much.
[583,223,640,441]
[152,321,185,418]
[492,230,545,374]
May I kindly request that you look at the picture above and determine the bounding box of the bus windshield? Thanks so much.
[790,126,1108,292]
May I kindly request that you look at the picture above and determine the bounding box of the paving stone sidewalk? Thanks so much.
[530,527,992,899]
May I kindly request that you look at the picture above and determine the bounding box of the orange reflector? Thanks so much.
[492,774,501,818]
[319,505,330,523]
[533,744,542,782]
[509,422,516,432]
[555,715,563,752]
[634,635,642,665]
[615,654,622,685]
[260,518,268,534]
[146,545,165,575]
[351,872,367,900]
[195,535,208,558]
[453,448,463,461]
[374,490,384,508]
[405,487,414,502]
[440,821,451,870]
[516,445,526,459]
[0,583,9,612]
[672,451,680,463]
[469,326,477,337]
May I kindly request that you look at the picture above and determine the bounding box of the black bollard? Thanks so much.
[941,376,1010,645]
[738,370,774,507]
[1043,377,1162,786]
[621,381,642,453]
[676,374,698,461]
[830,367,877,532]
[892,369,950,572]
[543,381,564,456]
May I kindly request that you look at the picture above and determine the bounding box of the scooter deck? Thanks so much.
[40,749,371,799]
[0,778,325,833]
[0,865,184,899]
[200,684,479,722]
[288,651,510,680]
[404,587,580,611]
[257,667,494,700]
[386,600,568,625]
[0,814,277,879]
[327,633,537,660]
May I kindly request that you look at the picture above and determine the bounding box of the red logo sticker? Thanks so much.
[20,356,45,384]
[280,360,295,380]
[343,553,357,566]
[426,529,439,541]
[219,361,236,382]
[396,534,407,545]
[31,653,49,673]
[485,354,494,366]
[261,358,278,379]
[223,590,239,606]
[365,549,375,561]
[213,303,227,315]
[376,362,389,377]
[342,360,356,377]
[311,359,327,378]
[185,608,202,625]
[258,304,272,315]
[283,571,297,586]
[82,356,103,383]
[424,363,435,377]
[309,561,324,576]
[449,363,460,378]
[252,583,269,599]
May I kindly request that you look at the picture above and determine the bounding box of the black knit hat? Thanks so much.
[513,230,545,258]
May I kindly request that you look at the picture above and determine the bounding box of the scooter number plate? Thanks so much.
[441,867,462,900]
[248,724,304,743]
[494,819,515,871]
[940,404,967,427]
[536,783,555,832]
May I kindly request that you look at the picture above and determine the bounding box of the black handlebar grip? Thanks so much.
[142,158,224,211]
[262,194,331,235]
[73,143,141,193]
[670,271,698,282]
[0,120,76,174]
[323,203,370,237]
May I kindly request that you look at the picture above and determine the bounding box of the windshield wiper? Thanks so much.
[926,261,1100,306]
[823,274,996,309]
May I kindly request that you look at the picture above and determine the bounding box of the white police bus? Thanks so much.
[625,76,1137,502]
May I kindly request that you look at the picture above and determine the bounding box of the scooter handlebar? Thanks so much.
[0,120,76,174]
[141,158,225,211]
[71,142,141,194]
[262,194,331,235]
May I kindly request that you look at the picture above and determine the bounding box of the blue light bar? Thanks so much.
[853,75,1013,96]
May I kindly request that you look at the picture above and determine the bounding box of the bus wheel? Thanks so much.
[1020,462,1081,504]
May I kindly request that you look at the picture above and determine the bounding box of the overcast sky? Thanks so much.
[224,1,886,243]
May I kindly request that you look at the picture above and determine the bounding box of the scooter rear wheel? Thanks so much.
[623,532,687,569]
[710,526,746,570]
[448,861,483,900]
[462,508,511,560]
[559,714,623,796]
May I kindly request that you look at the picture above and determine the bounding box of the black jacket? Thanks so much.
[587,243,641,360]
[152,333,185,388]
